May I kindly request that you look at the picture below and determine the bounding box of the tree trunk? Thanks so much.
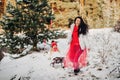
[0,0,6,18]
[0,49,4,61]
[32,38,38,51]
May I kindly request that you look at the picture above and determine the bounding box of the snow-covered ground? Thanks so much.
[0,28,120,80]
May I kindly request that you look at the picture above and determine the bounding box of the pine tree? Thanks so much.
[0,0,57,54]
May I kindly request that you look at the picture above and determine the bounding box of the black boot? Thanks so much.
[74,68,80,75]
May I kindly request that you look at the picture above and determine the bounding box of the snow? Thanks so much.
[0,28,120,80]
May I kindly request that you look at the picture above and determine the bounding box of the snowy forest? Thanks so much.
[0,0,120,80]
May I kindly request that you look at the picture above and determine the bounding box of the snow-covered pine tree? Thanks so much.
[0,0,57,54]
[20,0,55,51]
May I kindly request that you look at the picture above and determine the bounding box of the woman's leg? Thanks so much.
[73,45,83,75]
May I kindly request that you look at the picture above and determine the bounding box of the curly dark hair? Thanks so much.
[74,16,89,35]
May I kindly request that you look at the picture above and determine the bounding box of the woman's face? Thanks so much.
[75,18,81,26]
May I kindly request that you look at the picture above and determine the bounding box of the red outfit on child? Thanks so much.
[64,25,87,69]
[51,41,59,52]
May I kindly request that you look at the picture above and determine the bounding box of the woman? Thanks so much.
[64,16,89,75]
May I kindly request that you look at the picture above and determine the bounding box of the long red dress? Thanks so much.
[64,25,87,69]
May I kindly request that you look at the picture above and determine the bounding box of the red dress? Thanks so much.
[64,25,87,69]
